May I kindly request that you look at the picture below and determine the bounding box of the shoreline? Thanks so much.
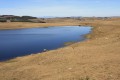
[0,26,92,62]
[0,22,81,30]
[0,20,120,80]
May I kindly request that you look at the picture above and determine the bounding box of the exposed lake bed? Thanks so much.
[0,26,91,61]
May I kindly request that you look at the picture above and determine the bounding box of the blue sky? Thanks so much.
[0,0,120,17]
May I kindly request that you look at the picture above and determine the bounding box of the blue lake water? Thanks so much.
[0,26,91,61]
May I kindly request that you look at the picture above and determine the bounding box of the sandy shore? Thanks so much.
[0,19,120,80]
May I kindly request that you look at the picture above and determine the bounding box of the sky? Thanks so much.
[0,0,120,17]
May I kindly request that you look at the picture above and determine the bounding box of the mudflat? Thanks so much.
[0,19,120,80]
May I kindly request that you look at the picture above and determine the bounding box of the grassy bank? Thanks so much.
[0,22,80,30]
[0,19,120,80]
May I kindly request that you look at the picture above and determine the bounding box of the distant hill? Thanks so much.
[0,15,37,22]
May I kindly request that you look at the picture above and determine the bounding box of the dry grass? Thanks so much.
[0,18,120,80]
[0,19,80,30]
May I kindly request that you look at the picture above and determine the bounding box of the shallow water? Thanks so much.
[0,26,91,61]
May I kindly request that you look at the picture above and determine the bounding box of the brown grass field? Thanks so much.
[0,18,120,80]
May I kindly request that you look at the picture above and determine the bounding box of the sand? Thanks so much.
[0,19,120,80]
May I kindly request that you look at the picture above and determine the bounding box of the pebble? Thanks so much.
[105,37,109,40]
[68,68,72,70]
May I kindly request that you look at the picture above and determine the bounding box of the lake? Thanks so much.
[0,26,91,61]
